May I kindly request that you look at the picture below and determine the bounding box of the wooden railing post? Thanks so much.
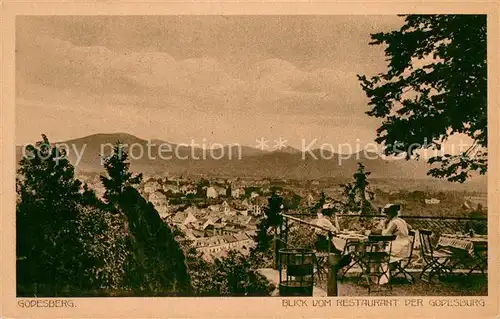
[274,215,285,270]
[273,231,282,270]
[326,230,339,296]
[327,257,339,296]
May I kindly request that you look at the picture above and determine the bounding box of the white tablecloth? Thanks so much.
[437,234,487,256]
[332,233,367,252]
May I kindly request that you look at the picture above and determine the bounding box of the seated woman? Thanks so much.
[381,203,412,262]
[376,203,412,284]
[314,206,351,269]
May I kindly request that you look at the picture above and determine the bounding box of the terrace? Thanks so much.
[258,213,488,297]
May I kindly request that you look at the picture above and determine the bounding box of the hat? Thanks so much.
[383,203,401,215]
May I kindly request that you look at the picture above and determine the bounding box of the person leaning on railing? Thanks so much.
[314,205,351,269]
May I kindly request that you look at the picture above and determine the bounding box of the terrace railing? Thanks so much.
[277,213,487,271]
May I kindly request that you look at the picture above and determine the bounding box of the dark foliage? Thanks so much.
[100,142,142,204]
[311,191,326,213]
[17,136,273,297]
[282,193,302,210]
[358,15,487,183]
[253,192,283,253]
[16,135,130,296]
[174,228,274,296]
[116,187,191,294]
[99,143,190,295]
[16,135,83,295]
[339,163,376,215]
[210,250,275,296]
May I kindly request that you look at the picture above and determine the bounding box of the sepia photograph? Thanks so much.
[13,14,489,299]
[1,3,498,318]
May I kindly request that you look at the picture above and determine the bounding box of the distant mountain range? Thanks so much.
[15,133,487,190]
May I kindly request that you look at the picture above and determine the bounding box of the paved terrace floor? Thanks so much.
[258,268,488,297]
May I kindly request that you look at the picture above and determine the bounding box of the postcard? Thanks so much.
[1,1,498,318]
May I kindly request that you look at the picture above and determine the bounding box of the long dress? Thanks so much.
[378,217,411,284]
[382,217,411,262]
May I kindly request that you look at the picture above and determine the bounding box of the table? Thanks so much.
[332,232,368,253]
[436,234,488,276]
[313,232,367,281]
[437,234,487,256]
[334,232,400,292]
[331,232,370,281]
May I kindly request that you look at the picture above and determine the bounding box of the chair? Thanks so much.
[390,230,416,283]
[467,241,487,278]
[312,231,332,281]
[314,231,346,281]
[339,240,365,282]
[418,229,454,282]
[314,252,329,281]
[357,235,396,294]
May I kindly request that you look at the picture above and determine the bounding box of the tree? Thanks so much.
[16,134,135,297]
[100,142,142,204]
[117,187,191,295]
[73,204,131,292]
[340,183,356,212]
[99,145,190,295]
[311,191,326,213]
[211,251,274,296]
[16,134,84,295]
[226,181,232,198]
[340,163,375,215]
[172,226,219,295]
[196,178,209,198]
[253,221,273,254]
[81,183,107,208]
[253,192,283,253]
[358,15,487,183]
[173,225,274,296]
[283,193,302,210]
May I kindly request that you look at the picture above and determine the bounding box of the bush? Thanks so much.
[74,205,131,290]
[117,187,191,294]
[210,250,275,296]
[16,135,86,296]
[176,227,274,296]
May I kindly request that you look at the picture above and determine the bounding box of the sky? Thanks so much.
[16,15,408,150]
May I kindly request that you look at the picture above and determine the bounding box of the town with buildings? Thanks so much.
[78,173,293,261]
